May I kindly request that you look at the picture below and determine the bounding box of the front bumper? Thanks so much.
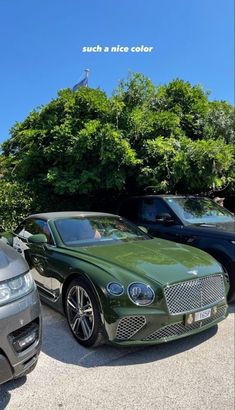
[104,301,228,346]
[0,288,42,385]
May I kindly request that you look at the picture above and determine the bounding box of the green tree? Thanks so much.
[155,79,209,139]
[0,73,234,229]
[138,136,234,194]
[204,101,235,144]
[0,180,33,231]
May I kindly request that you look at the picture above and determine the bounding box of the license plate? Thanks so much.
[195,308,211,322]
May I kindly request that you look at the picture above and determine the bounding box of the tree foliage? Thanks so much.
[0,73,234,227]
[0,180,33,231]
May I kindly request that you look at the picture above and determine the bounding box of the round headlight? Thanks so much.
[128,282,155,306]
[0,285,11,302]
[107,282,124,296]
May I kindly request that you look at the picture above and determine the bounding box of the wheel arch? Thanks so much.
[204,248,232,293]
[61,271,104,318]
[204,248,232,266]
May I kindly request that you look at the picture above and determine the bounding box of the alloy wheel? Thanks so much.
[66,285,94,341]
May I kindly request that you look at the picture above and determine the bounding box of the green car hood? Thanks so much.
[65,238,222,286]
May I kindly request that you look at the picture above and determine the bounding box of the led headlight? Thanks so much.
[107,282,124,296]
[0,272,35,306]
[128,282,155,306]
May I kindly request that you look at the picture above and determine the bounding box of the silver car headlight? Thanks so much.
[0,272,35,306]
[128,282,155,306]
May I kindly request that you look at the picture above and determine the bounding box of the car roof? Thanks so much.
[27,211,118,221]
[122,195,205,200]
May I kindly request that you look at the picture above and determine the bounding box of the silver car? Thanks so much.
[0,241,42,385]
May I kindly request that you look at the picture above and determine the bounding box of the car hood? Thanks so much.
[0,241,29,282]
[65,238,222,286]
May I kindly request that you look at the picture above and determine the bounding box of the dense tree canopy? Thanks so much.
[0,73,234,230]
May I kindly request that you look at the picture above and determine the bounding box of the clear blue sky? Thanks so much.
[0,0,234,143]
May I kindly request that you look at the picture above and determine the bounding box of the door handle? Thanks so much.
[183,236,196,244]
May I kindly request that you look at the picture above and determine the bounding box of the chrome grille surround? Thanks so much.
[116,316,146,340]
[164,274,225,315]
[143,305,227,341]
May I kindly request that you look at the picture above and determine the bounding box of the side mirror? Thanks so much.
[28,234,48,244]
[138,226,148,234]
[155,213,175,224]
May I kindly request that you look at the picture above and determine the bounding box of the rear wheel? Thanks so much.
[65,278,104,347]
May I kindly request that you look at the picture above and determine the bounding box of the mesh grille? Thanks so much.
[143,305,227,341]
[164,275,225,315]
[116,316,146,340]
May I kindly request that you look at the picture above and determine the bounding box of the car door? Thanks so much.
[138,198,183,242]
[20,219,54,291]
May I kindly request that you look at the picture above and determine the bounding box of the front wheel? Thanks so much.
[65,278,104,347]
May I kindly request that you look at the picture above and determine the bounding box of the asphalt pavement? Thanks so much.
[0,303,234,410]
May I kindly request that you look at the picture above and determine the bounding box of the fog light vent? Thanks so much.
[116,316,146,340]
[9,321,39,353]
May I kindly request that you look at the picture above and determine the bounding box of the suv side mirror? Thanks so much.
[155,213,175,224]
[28,234,48,244]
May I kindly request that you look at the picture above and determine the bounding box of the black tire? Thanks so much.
[213,254,235,303]
[64,277,104,347]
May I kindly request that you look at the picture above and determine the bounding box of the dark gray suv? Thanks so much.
[0,241,41,385]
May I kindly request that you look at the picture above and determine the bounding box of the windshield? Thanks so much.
[54,216,149,247]
[165,197,234,224]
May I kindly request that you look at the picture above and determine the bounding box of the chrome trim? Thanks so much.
[143,305,227,341]
[127,282,155,306]
[106,282,124,296]
[164,274,225,315]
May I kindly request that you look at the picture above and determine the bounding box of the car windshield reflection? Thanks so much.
[54,216,149,247]
[165,197,234,224]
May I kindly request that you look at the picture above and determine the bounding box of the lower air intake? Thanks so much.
[143,305,227,341]
[116,316,146,340]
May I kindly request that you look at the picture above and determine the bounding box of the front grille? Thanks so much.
[164,275,225,315]
[143,305,227,341]
[116,316,146,340]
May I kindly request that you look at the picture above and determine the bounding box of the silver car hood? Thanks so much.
[0,241,29,282]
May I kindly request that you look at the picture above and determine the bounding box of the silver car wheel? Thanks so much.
[66,285,94,341]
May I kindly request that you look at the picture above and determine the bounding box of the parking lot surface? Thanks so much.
[0,303,234,410]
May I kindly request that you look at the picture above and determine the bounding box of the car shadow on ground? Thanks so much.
[41,303,225,369]
[0,376,26,410]
[0,303,233,408]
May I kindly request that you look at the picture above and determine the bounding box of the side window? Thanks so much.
[139,198,171,222]
[23,219,54,245]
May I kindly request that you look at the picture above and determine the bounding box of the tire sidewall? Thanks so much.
[65,277,103,347]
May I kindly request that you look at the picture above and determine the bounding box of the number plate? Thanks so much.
[195,308,211,322]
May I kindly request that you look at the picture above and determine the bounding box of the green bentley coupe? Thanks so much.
[9,212,229,347]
